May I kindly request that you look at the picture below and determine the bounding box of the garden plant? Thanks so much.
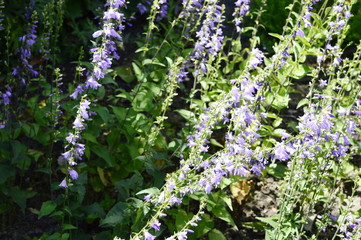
[1,0,361,239]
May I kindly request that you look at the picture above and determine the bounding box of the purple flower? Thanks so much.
[151,219,161,231]
[86,76,102,89]
[75,143,85,158]
[192,0,224,75]
[111,0,126,8]
[70,85,85,99]
[0,0,4,31]
[249,48,264,69]
[12,3,39,84]
[73,117,85,130]
[144,231,156,240]
[354,110,361,116]
[59,179,68,188]
[79,99,91,120]
[295,30,305,37]
[346,120,356,134]
[205,183,212,194]
[274,144,290,161]
[156,2,168,21]
[103,8,123,20]
[144,194,152,201]
[233,0,251,32]
[92,30,103,38]
[1,90,11,105]
[66,133,79,145]
[178,231,188,240]
[68,169,79,180]
[169,196,182,205]
[137,3,147,15]
[320,79,328,87]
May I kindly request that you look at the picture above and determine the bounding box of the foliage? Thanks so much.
[0,0,361,240]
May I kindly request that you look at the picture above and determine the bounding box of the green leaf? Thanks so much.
[210,139,223,148]
[256,216,279,228]
[136,187,159,196]
[8,187,30,212]
[111,106,127,121]
[83,132,99,144]
[211,205,237,228]
[175,109,195,122]
[272,117,283,128]
[83,203,106,219]
[61,233,70,240]
[39,201,57,219]
[290,64,312,79]
[62,224,77,231]
[132,62,144,81]
[208,229,227,240]
[114,66,135,83]
[100,202,127,227]
[192,213,213,238]
[142,58,165,67]
[94,106,111,123]
[133,91,153,112]
[94,231,112,240]
[297,98,309,109]
[91,145,113,167]
[175,209,191,231]
[241,221,267,231]
[268,33,284,41]
[272,94,290,111]
[0,165,16,183]
[266,163,288,178]
[135,46,149,53]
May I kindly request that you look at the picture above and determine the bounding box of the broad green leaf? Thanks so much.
[8,187,33,212]
[111,106,127,121]
[114,66,135,83]
[0,165,15,183]
[100,202,127,227]
[175,209,191,231]
[211,205,237,228]
[94,106,111,123]
[132,62,144,81]
[83,203,106,219]
[91,145,113,167]
[290,64,312,79]
[39,201,57,219]
[192,213,213,238]
[83,132,99,144]
[208,229,227,240]
[266,163,288,178]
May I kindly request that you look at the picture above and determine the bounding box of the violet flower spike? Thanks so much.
[233,0,251,32]
[12,4,39,84]
[0,0,4,31]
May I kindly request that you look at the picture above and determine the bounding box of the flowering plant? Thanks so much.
[0,0,360,239]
